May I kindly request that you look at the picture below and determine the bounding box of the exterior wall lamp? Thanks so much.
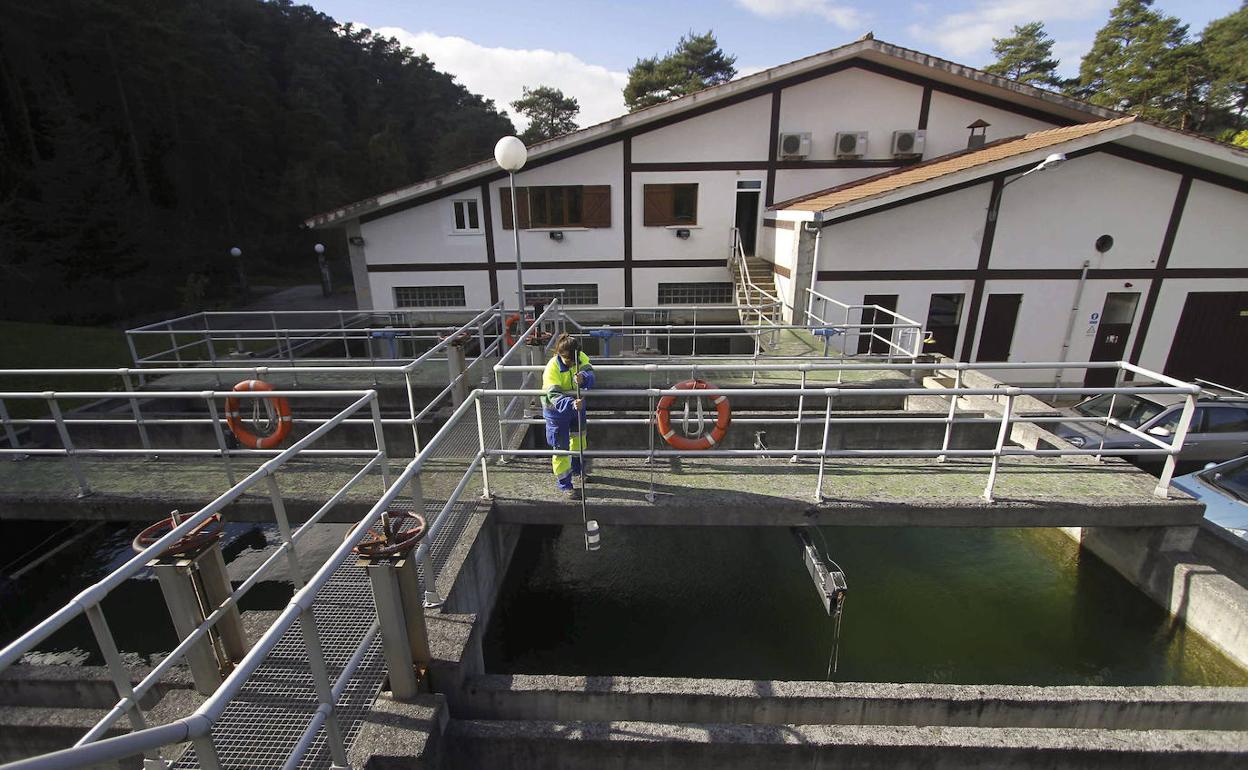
[988,152,1067,222]
[549,231,564,242]
[675,229,691,239]
[348,236,365,246]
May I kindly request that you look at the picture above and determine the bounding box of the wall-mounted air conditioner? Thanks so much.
[891,129,926,158]
[835,131,868,158]
[777,132,811,159]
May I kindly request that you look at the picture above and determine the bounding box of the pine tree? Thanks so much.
[624,31,737,111]
[1201,4,1248,126]
[1074,0,1194,126]
[512,86,580,143]
[985,22,1062,88]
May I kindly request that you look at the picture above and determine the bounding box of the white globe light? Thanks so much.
[494,136,528,172]
[314,243,325,254]
[229,247,242,258]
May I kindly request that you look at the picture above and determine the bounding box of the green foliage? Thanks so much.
[0,0,514,324]
[624,31,737,112]
[985,21,1062,88]
[1200,5,1248,125]
[512,85,580,144]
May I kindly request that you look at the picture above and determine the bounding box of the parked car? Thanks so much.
[1172,455,1248,541]
[1051,388,1248,471]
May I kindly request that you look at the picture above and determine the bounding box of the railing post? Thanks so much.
[410,475,442,607]
[814,393,834,502]
[122,372,154,457]
[84,603,153,735]
[0,398,20,450]
[204,394,236,487]
[405,372,421,453]
[447,338,468,407]
[646,369,657,503]
[1155,391,1198,498]
[265,474,304,589]
[168,324,182,364]
[341,313,352,359]
[1095,393,1117,463]
[125,332,147,386]
[369,395,392,491]
[791,369,807,462]
[691,307,698,356]
[47,394,90,496]
[298,606,351,768]
[938,368,963,463]
[983,392,1014,503]
[193,734,224,770]
[475,396,492,499]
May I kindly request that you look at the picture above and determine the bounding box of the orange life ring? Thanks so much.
[503,313,528,348]
[655,379,731,450]
[225,379,292,449]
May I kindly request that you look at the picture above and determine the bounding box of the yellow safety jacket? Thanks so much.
[541,351,595,410]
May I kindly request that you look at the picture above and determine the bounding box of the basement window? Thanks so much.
[525,283,599,306]
[643,183,699,226]
[394,285,466,308]
[451,200,481,233]
[658,282,733,305]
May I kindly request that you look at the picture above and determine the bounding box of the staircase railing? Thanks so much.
[729,228,783,331]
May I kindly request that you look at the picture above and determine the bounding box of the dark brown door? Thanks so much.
[975,294,1022,362]
[735,191,760,256]
[1165,292,1248,389]
[1084,292,1140,388]
[923,293,964,359]
[858,294,899,355]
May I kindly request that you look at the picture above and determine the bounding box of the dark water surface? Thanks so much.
[484,525,1248,685]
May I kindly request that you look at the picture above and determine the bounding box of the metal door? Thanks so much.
[857,294,898,355]
[1165,292,1248,390]
[975,294,1022,362]
[923,293,964,358]
[1084,292,1139,388]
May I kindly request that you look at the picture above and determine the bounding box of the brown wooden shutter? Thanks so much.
[582,185,611,228]
[499,187,529,230]
[643,184,673,227]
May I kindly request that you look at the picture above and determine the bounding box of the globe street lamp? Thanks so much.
[494,136,528,320]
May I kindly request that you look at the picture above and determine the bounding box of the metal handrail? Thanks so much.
[804,287,924,360]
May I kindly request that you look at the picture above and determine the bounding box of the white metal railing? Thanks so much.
[804,287,925,361]
[0,390,390,770]
[0,355,1202,770]
[729,227,783,331]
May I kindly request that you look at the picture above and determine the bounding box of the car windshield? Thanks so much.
[1200,457,1248,503]
[1073,394,1165,428]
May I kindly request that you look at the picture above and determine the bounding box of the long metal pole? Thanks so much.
[509,171,526,319]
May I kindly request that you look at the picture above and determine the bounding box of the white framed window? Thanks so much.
[395,285,466,308]
[658,282,734,305]
[525,283,599,306]
[451,199,481,233]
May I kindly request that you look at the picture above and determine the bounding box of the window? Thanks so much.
[1074,394,1165,428]
[525,283,598,306]
[451,200,480,232]
[499,185,611,229]
[394,285,466,308]
[658,282,734,305]
[643,183,698,226]
[1205,407,1248,433]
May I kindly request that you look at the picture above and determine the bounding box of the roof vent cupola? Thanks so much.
[967,119,990,149]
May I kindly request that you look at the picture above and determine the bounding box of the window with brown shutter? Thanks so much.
[643,183,698,226]
[499,185,610,229]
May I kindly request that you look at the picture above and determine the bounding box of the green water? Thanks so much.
[484,525,1248,685]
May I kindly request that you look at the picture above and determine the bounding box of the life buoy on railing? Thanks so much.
[225,379,292,449]
[350,512,427,558]
[655,379,731,450]
[503,313,532,348]
[132,511,224,559]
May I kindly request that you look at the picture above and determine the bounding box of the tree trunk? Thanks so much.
[104,30,150,203]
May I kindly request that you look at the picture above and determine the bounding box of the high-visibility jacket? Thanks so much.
[541,351,595,410]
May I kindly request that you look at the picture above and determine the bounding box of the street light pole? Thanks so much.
[494,137,529,323]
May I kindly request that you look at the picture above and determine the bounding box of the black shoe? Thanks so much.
[561,487,581,501]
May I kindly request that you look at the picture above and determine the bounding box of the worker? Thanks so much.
[542,333,595,499]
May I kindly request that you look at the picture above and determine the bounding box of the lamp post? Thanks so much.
[314,243,332,297]
[494,136,528,320]
[229,246,249,300]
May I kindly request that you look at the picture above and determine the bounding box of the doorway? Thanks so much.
[858,294,899,355]
[1084,292,1139,388]
[975,294,1022,362]
[923,293,965,359]
[734,180,762,257]
[1165,291,1248,389]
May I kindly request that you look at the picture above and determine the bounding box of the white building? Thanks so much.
[305,37,1248,387]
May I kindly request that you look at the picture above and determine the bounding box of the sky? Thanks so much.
[309,0,1240,129]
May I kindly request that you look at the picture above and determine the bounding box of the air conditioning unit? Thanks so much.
[835,131,868,158]
[891,129,926,158]
[777,132,811,159]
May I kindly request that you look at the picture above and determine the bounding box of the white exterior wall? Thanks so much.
[632,96,771,162]
[1137,277,1248,373]
[772,169,880,204]
[369,270,494,311]
[632,170,752,263]
[993,154,1180,270]
[1169,179,1248,269]
[360,189,488,267]
[495,267,628,308]
[778,69,925,160]
[924,91,1055,159]
[772,224,798,310]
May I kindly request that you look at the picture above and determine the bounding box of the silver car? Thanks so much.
[1052,393,1248,467]
[1173,455,1248,541]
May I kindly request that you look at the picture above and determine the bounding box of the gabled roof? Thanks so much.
[771,117,1248,221]
[305,37,1122,229]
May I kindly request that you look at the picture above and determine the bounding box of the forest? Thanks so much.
[0,0,513,324]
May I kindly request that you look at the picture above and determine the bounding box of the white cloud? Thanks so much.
[906,0,1110,60]
[369,26,629,130]
[1052,38,1092,79]
[735,0,867,30]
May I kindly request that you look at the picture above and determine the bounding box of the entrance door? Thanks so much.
[975,294,1022,362]
[734,181,762,256]
[1165,292,1248,389]
[1084,292,1140,388]
[923,293,964,359]
[858,294,899,355]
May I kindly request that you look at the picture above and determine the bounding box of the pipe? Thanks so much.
[1054,259,1091,387]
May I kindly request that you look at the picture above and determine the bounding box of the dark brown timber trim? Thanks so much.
[766,90,782,206]
[764,219,796,230]
[772,262,792,279]
[623,136,634,306]
[1101,145,1248,195]
[369,258,729,274]
[917,86,932,130]
[1128,174,1192,369]
[480,182,498,304]
[812,267,1248,281]
[959,178,1003,362]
